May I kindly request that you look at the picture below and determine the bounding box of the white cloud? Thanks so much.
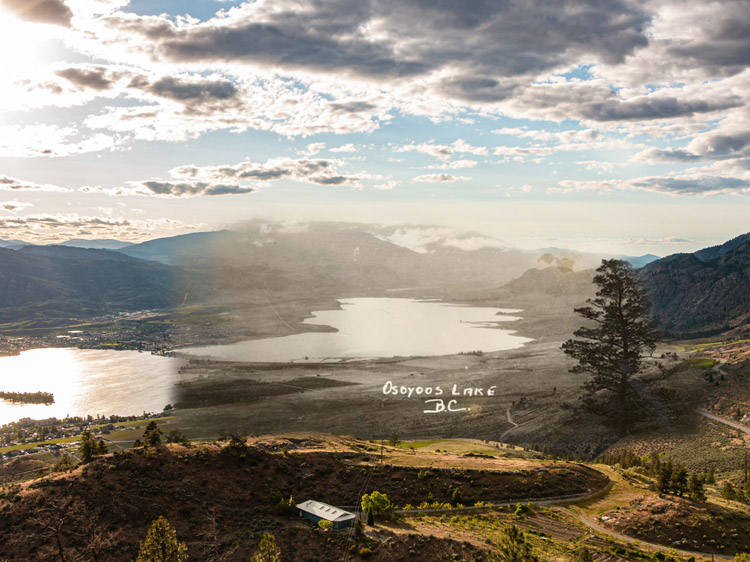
[0,124,118,158]
[330,143,357,153]
[426,159,478,170]
[302,142,326,156]
[396,139,488,160]
[411,173,471,183]
[373,180,398,190]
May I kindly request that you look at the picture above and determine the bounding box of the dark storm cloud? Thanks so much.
[1,0,72,26]
[102,0,651,103]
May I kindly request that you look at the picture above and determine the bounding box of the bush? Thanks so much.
[165,430,189,445]
[220,433,248,457]
[277,495,297,516]
[514,503,530,517]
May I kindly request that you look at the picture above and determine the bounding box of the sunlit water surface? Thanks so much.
[0,349,185,426]
[183,297,533,362]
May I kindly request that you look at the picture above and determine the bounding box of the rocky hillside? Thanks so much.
[638,233,750,338]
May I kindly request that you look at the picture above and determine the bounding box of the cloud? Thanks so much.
[396,139,488,160]
[303,142,326,156]
[171,157,363,187]
[0,213,193,243]
[55,66,114,90]
[0,0,72,26]
[0,175,71,192]
[88,0,650,106]
[374,226,508,254]
[426,159,478,170]
[81,156,365,197]
[330,143,357,153]
[0,200,33,212]
[373,180,398,190]
[412,173,471,183]
[0,124,118,158]
[551,173,750,196]
[126,181,256,198]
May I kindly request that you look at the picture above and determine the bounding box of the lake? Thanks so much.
[0,298,531,425]
[183,297,533,362]
[0,349,184,426]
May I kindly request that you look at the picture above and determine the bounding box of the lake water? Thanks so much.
[183,298,533,362]
[0,349,184,426]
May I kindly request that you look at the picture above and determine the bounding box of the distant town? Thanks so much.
[0,410,171,461]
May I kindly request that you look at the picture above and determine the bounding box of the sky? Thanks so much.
[0,0,748,256]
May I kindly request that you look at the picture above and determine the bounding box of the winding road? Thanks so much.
[697,409,750,434]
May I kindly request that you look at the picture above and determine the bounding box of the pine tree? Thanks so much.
[705,468,716,484]
[670,466,688,496]
[721,482,737,501]
[134,516,188,562]
[562,259,659,434]
[143,421,163,447]
[688,473,706,502]
[489,525,539,562]
[251,532,281,562]
[96,439,108,455]
[656,460,673,495]
[79,430,97,463]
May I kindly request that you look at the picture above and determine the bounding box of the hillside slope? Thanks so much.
[0,439,607,561]
[0,246,189,323]
[638,235,750,338]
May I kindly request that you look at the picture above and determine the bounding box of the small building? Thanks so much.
[297,500,355,530]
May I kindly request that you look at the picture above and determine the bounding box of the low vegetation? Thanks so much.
[0,391,54,404]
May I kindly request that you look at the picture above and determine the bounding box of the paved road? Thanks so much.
[697,409,750,434]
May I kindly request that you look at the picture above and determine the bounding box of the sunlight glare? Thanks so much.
[0,7,57,109]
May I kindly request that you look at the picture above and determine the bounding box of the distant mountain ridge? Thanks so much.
[55,238,134,250]
[116,224,545,295]
[638,233,750,338]
[0,245,190,324]
[0,239,32,250]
